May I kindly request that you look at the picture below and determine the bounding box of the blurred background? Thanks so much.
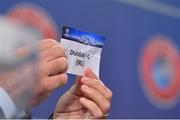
[0,0,180,119]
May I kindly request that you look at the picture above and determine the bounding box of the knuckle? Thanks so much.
[107,89,113,100]
[51,74,68,89]
[94,111,103,118]
[93,79,100,85]
[50,45,63,57]
[60,74,68,86]
[58,43,65,51]
[63,57,68,66]
[59,57,68,72]
[88,88,95,96]
[40,39,57,49]
[103,102,111,113]
[97,93,104,101]
[56,44,66,57]
[52,44,65,56]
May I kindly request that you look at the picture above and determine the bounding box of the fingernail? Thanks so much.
[84,68,92,76]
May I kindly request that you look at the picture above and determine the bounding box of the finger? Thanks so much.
[40,44,66,62]
[81,85,110,114]
[81,77,112,101]
[84,68,98,80]
[84,68,105,87]
[39,39,58,51]
[42,57,68,76]
[68,76,83,96]
[46,73,68,91]
[79,97,103,118]
[75,76,83,87]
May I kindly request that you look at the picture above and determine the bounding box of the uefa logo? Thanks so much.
[139,35,180,109]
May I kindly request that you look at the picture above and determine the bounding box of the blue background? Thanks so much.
[0,0,180,118]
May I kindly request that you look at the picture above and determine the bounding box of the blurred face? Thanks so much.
[0,49,38,109]
[0,16,39,111]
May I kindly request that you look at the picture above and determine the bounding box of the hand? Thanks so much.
[0,39,68,108]
[53,68,112,119]
[0,63,37,109]
[29,39,68,107]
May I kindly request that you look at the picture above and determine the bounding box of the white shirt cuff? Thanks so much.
[0,87,25,118]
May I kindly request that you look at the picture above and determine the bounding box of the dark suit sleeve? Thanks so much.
[48,113,54,119]
[21,110,32,119]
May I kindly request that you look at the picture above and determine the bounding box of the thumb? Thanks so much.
[84,68,104,85]
[84,68,98,79]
